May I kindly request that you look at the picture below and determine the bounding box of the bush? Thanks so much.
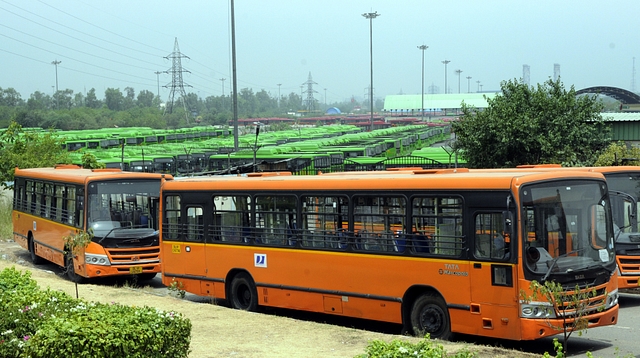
[0,267,191,357]
[356,334,476,358]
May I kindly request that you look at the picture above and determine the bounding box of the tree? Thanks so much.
[595,141,640,166]
[85,88,102,109]
[123,87,135,110]
[451,78,611,168]
[0,121,69,187]
[104,88,125,111]
[520,280,605,355]
[0,87,23,107]
[137,90,155,108]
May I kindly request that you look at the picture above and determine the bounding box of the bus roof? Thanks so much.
[14,166,174,184]
[162,170,606,192]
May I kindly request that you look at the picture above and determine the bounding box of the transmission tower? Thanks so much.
[522,64,530,85]
[163,38,192,122]
[632,57,637,93]
[553,63,560,81]
[302,72,318,113]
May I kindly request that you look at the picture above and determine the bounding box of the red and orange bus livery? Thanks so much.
[159,170,618,340]
[12,165,173,282]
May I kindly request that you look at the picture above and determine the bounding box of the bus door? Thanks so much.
[469,211,519,339]
[162,194,207,293]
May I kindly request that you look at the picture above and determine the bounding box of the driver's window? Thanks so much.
[474,213,509,260]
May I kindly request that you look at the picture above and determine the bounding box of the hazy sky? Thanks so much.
[2,0,640,104]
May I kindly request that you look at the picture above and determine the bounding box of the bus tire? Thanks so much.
[409,293,451,340]
[229,272,258,311]
[65,251,86,284]
[28,236,44,265]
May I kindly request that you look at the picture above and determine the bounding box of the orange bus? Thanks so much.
[513,165,640,289]
[159,170,618,340]
[12,165,173,283]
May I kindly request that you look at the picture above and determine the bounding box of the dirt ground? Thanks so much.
[0,239,539,358]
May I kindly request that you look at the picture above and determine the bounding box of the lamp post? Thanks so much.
[455,69,462,94]
[362,11,380,131]
[51,59,61,109]
[441,60,450,94]
[418,45,428,120]
[466,76,472,93]
[476,80,480,93]
[277,83,281,108]
[154,71,162,99]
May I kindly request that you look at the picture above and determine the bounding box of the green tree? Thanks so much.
[26,91,51,111]
[137,89,155,108]
[104,88,125,111]
[0,87,23,107]
[595,141,640,166]
[85,88,102,109]
[123,86,136,110]
[0,121,69,187]
[452,78,611,168]
[80,152,105,169]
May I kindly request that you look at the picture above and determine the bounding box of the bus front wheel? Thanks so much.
[409,293,451,340]
[28,236,44,265]
[229,273,258,311]
[65,252,86,284]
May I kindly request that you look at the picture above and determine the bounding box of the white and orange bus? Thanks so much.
[12,165,173,283]
[159,169,618,340]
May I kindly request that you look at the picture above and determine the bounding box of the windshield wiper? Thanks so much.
[542,248,587,282]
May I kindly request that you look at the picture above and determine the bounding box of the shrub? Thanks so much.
[356,334,476,358]
[0,267,191,357]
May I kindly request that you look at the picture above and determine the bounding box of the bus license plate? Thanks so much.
[129,266,143,274]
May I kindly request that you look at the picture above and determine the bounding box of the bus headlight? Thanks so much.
[606,289,619,310]
[520,302,556,318]
[85,254,111,266]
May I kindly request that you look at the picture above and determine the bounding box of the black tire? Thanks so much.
[229,272,258,311]
[409,293,451,340]
[65,251,86,284]
[28,236,44,265]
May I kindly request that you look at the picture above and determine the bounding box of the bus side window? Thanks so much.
[186,206,204,242]
[474,212,508,260]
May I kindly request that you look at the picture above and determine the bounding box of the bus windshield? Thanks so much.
[521,180,615,279]
[87,179,160,240]
[601,174,640,244]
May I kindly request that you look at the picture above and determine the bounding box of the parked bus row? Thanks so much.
[11,164,621,341]
[61,124,456,175]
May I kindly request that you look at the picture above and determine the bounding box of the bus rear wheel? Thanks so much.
[28,236,44,265]
[229,273,258,311]
[410,293,451,340]
[65,251,86,284]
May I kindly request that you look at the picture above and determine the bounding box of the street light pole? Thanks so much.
[466,76,472,93]
[455,69,462,94]
[51,59,61,109]
[362,11,380,131]
[476,80,480,93]
[441,60,450,94]
[277,83,281,108]
[154,71,162,99]
[418,45,428,121]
